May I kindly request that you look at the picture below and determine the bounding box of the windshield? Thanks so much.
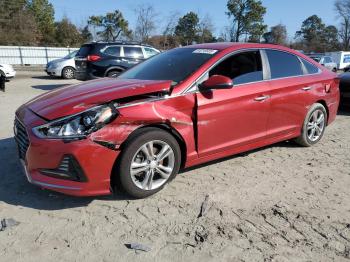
[118,48,218,84]
[64,50,78,59]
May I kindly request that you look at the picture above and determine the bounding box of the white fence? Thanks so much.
[0,46,79,65]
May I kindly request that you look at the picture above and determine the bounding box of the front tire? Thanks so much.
[62,67,75,79]
[295,103,327,147]
[115,127,181,198]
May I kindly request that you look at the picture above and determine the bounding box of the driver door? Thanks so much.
[196,50,271,157]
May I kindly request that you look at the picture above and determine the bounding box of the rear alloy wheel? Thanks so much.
[295,103,327,147]
[107,70,122,78]
[62,67,75,79]
[115,128,181,198]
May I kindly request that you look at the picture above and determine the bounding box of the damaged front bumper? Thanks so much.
[15,107,120,196]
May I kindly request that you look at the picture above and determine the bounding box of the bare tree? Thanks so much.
[161,11,180,48]
[335,0,350,50]
[134,4,158,43]
[197,14,216,43]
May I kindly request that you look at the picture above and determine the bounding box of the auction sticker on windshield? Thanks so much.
[192,49,218,55]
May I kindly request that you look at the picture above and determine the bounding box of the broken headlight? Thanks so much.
[33,104,118,139]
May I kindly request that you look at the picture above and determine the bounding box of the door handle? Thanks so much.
[302,86,313,91]
[254,95,270,102]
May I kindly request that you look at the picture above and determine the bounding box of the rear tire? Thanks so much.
[295,103,327,147]
[114,127,181,198]
[107,70,122,78]
[62,67,75,79]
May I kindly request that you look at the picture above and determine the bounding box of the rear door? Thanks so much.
[122,46,145,67]
[75,44,93,73]
[265,49,323,138]
[196,50,271,157]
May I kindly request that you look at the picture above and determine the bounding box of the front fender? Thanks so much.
[90,93,198,166]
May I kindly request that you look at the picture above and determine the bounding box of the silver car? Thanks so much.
[46,50,78,79]
[309,55,337,72]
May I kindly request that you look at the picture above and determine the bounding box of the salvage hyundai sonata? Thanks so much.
[15,43,340,198]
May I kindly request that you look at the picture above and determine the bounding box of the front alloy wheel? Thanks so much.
[115,127,181,198]
[130,140,175,190]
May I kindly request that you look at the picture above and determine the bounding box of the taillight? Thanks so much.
[87,55,101,62]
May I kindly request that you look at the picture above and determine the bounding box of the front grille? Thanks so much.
[14,118,29,160]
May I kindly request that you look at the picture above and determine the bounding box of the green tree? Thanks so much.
[263,24,288,45]
[296,15,340,52]
[0,0,39,45]
[27,0,55,45]
[248,23,267,42]
[296,15,325,44]
[226,0,266,42]
[323,25,340,51]
[55,18,83,47]
[175,12,199,45]
[88,10,132,41]
[81,25,93,43]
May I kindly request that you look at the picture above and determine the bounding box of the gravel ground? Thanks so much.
[0,72,349,262]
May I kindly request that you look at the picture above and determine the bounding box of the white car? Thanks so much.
[46,50,78,79]
[0,64,16,81]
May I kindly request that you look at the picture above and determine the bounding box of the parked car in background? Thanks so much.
[0,63,16,81]
[15,43,339,198]
[339,73,350,107]
[75,42,160,81]
[46,50,78,79]
[308,54,337,72]
[325,51,350,71]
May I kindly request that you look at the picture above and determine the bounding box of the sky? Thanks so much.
[49,0,338,39]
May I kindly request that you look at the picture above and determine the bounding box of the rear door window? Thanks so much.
[123,47,144,59]
[266,50,303,79]
[102,46,121,57]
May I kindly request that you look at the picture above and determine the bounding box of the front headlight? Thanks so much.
[33,104,118,139]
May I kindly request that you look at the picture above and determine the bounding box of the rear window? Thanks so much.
[266,50,303,79]
[144,47,159,58]
[77,45,92,57]
[123,47,144,59]
[102,46,121,57]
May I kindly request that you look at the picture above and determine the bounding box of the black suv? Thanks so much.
[75,42,160,81]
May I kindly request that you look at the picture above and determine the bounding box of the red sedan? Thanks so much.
[15,43,340,198]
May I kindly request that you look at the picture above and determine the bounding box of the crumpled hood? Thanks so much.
[26,78,172,120]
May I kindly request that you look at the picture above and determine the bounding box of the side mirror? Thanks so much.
[199,75,233,90]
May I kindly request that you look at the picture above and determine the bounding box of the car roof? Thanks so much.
[183,42,303,54]
[85,41,155,48]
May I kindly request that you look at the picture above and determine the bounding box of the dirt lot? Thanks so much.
[0,72,349,262]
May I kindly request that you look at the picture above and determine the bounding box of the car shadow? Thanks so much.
[31,75,61,80]
[0,137,132,211]
[31,84,69,91]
